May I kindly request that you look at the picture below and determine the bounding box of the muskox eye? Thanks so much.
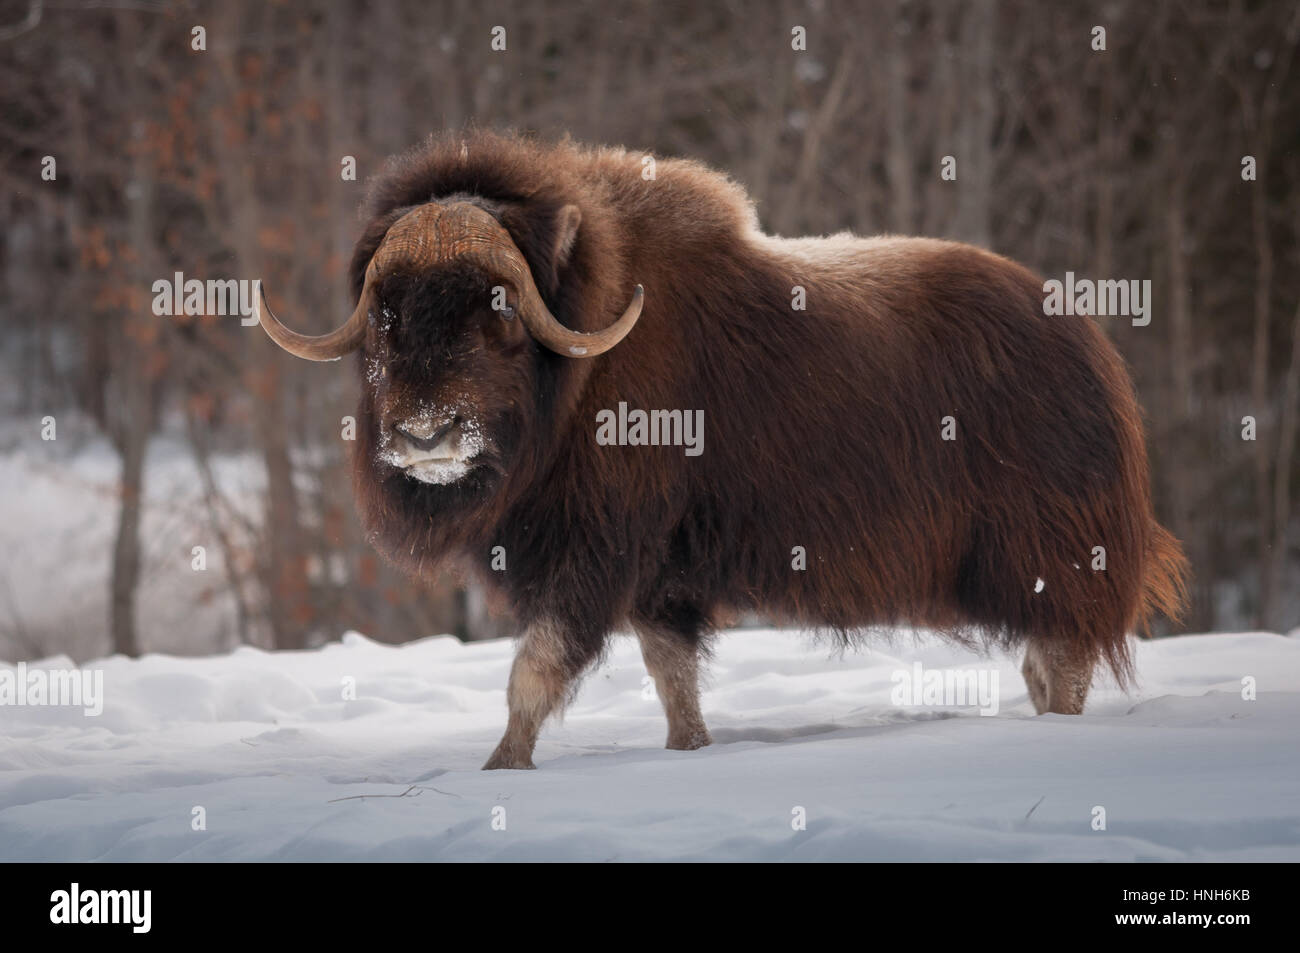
[498,305,516,321]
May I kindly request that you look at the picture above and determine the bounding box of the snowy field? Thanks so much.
[1,627,1297,862]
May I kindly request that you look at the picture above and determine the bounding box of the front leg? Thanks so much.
[483,620,594,770]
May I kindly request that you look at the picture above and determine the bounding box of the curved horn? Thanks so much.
[518,279,643,358]
[253,206,440,362]
[257,201,643,362]
[441,203,643,358]
[254,279,370,362]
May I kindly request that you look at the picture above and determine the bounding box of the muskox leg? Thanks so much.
[483,621,583,770]
[635,625,712,751]
[1021,638,1096,715]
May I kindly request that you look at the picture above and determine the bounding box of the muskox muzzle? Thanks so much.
[253,201,643,361]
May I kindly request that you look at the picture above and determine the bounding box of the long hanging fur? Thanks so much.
[346,130,1188,689]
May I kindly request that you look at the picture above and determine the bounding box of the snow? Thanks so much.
[1,627,1297,861]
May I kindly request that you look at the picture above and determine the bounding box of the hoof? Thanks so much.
[482,748,537,770]
[666,729,712,751]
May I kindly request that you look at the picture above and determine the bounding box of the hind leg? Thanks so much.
[633,621,712,751]
[1021,638,1096,714]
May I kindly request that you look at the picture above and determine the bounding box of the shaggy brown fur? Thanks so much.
[342,131,1188,768]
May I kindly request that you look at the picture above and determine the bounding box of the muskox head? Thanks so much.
[255,200,642,498]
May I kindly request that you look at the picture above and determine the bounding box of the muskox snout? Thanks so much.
[396,416,459,453]
[380,410,485,485]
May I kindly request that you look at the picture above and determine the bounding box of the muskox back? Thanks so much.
[569,162,1186,691]
[663,232,1184,687]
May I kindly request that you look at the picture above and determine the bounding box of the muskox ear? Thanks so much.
[348,206,408,301]
[552,204,582,270]
[501,203,582,297]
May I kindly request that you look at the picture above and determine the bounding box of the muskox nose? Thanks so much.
[396,416,459,453]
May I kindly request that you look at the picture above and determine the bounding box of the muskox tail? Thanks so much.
[1136,520,1190,637]
[1067,517,1189,692]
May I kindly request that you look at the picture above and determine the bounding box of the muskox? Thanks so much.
[256,131,1188,769]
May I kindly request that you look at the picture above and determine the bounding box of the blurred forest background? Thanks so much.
[1,0,1298,662]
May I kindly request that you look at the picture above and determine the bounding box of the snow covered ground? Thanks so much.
[1,627,1296,861]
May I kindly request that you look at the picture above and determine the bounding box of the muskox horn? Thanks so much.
[519,280,643,358]
[423,202,643,358]
[253,279,371,362]
[257,201,643,361]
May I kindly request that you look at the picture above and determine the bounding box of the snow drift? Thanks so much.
[0,628,1296,861]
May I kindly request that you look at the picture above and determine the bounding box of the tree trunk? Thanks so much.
[887,0,915,234]
[1251,172,1276,626]
[108,17,159,658]
[953,0,995,247]
[1267,301,1300,630]
[109,396,147,657]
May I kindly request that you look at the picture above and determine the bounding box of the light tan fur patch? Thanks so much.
[483,621,571,770]
[635,626,712,751]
